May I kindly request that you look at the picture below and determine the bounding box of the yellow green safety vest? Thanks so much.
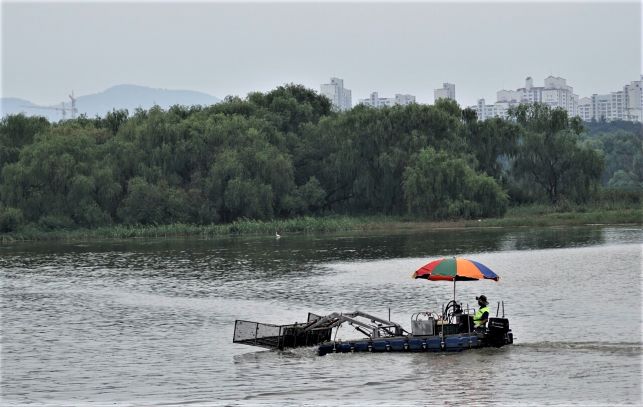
[473,306,490,327]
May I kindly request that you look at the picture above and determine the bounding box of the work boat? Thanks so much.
[233,257,513,355]
[232,300,513,356]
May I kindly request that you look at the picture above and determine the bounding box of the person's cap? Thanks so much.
[476,295,488,304]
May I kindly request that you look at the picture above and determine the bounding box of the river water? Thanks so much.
[1,226,641,406]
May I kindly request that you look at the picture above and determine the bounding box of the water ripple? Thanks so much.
[1,226,641,405]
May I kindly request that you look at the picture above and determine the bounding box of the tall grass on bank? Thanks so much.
[465,206,642,227]
[0,216,381,242]
[1,206,641,242]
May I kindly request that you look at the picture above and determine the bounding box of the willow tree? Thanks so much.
[509,104,603,204]
[402,147,508,219]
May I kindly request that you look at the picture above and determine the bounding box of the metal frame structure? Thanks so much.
[233,311,405,350]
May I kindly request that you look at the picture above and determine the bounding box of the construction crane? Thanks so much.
[21,102,72,120]
[68,91,78,119]
[21,91,78,120]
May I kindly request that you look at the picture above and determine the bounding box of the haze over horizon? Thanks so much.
[2,1,641,107]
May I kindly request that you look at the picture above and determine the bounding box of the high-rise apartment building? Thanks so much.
[475,99,512,120]
[393,93,416,106]
[359,92,416,108]
[624,77,643,122]
[434,83,456,101]
[577,97,593,121]
[591,94,612,121]
[320,77,352,111]
[574,78,641,122]
[589,91,625,121]
[472,76,578,120]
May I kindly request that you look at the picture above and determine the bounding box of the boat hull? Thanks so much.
[318,331,513,356]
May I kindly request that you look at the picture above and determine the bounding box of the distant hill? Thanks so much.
[1,98,39,117]
[1,84,220,121]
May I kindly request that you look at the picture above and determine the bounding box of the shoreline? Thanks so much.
[1,207,641,243]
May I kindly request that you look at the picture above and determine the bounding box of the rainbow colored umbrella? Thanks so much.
[412,257,499,302]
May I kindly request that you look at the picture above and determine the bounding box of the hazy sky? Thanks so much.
[2,1,641,107]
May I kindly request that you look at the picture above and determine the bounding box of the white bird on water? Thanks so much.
[275,231,281,239]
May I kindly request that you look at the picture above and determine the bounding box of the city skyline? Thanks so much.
[4,73,642,123]
[2,2,640,107]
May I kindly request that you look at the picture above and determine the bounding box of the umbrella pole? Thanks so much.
[453,279,456,304]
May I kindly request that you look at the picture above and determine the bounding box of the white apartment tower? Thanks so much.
[577,97,593,122]
[575,77,641,122]
[359,92,416,108]
[475,99,512,120]
[624,77,643,122]
[394,93,416,106]
[470,75,642,123]
[434,83,456,101]
[510,76,578,115]
[320,77,352,111]
[473,76,578,120]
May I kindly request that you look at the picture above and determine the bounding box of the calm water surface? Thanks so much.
[1,226,641,406]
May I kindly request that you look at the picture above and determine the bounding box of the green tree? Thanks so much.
[509,104,603,204]
[117,177,165,225]
[463,117,519,179]
[0,114,50,166]
[583,130,643,187]
[607,170,641,190]
[403,147,508,219]
[0,207,23,232]
[0,125,112,226]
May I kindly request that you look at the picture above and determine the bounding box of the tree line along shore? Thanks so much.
[0,84,641,240]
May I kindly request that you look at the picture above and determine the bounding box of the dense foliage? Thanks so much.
[582,130,642,190]
[583,119,642,137]
[508,104,603,204]
[0,84,633,233]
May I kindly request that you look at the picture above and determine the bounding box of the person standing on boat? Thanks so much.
[473,295,490,330]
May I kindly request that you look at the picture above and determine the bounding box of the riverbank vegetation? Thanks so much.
[1,84,641,239]
[1,206,639,242]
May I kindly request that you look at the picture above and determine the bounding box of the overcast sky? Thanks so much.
[2,1,641,107]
